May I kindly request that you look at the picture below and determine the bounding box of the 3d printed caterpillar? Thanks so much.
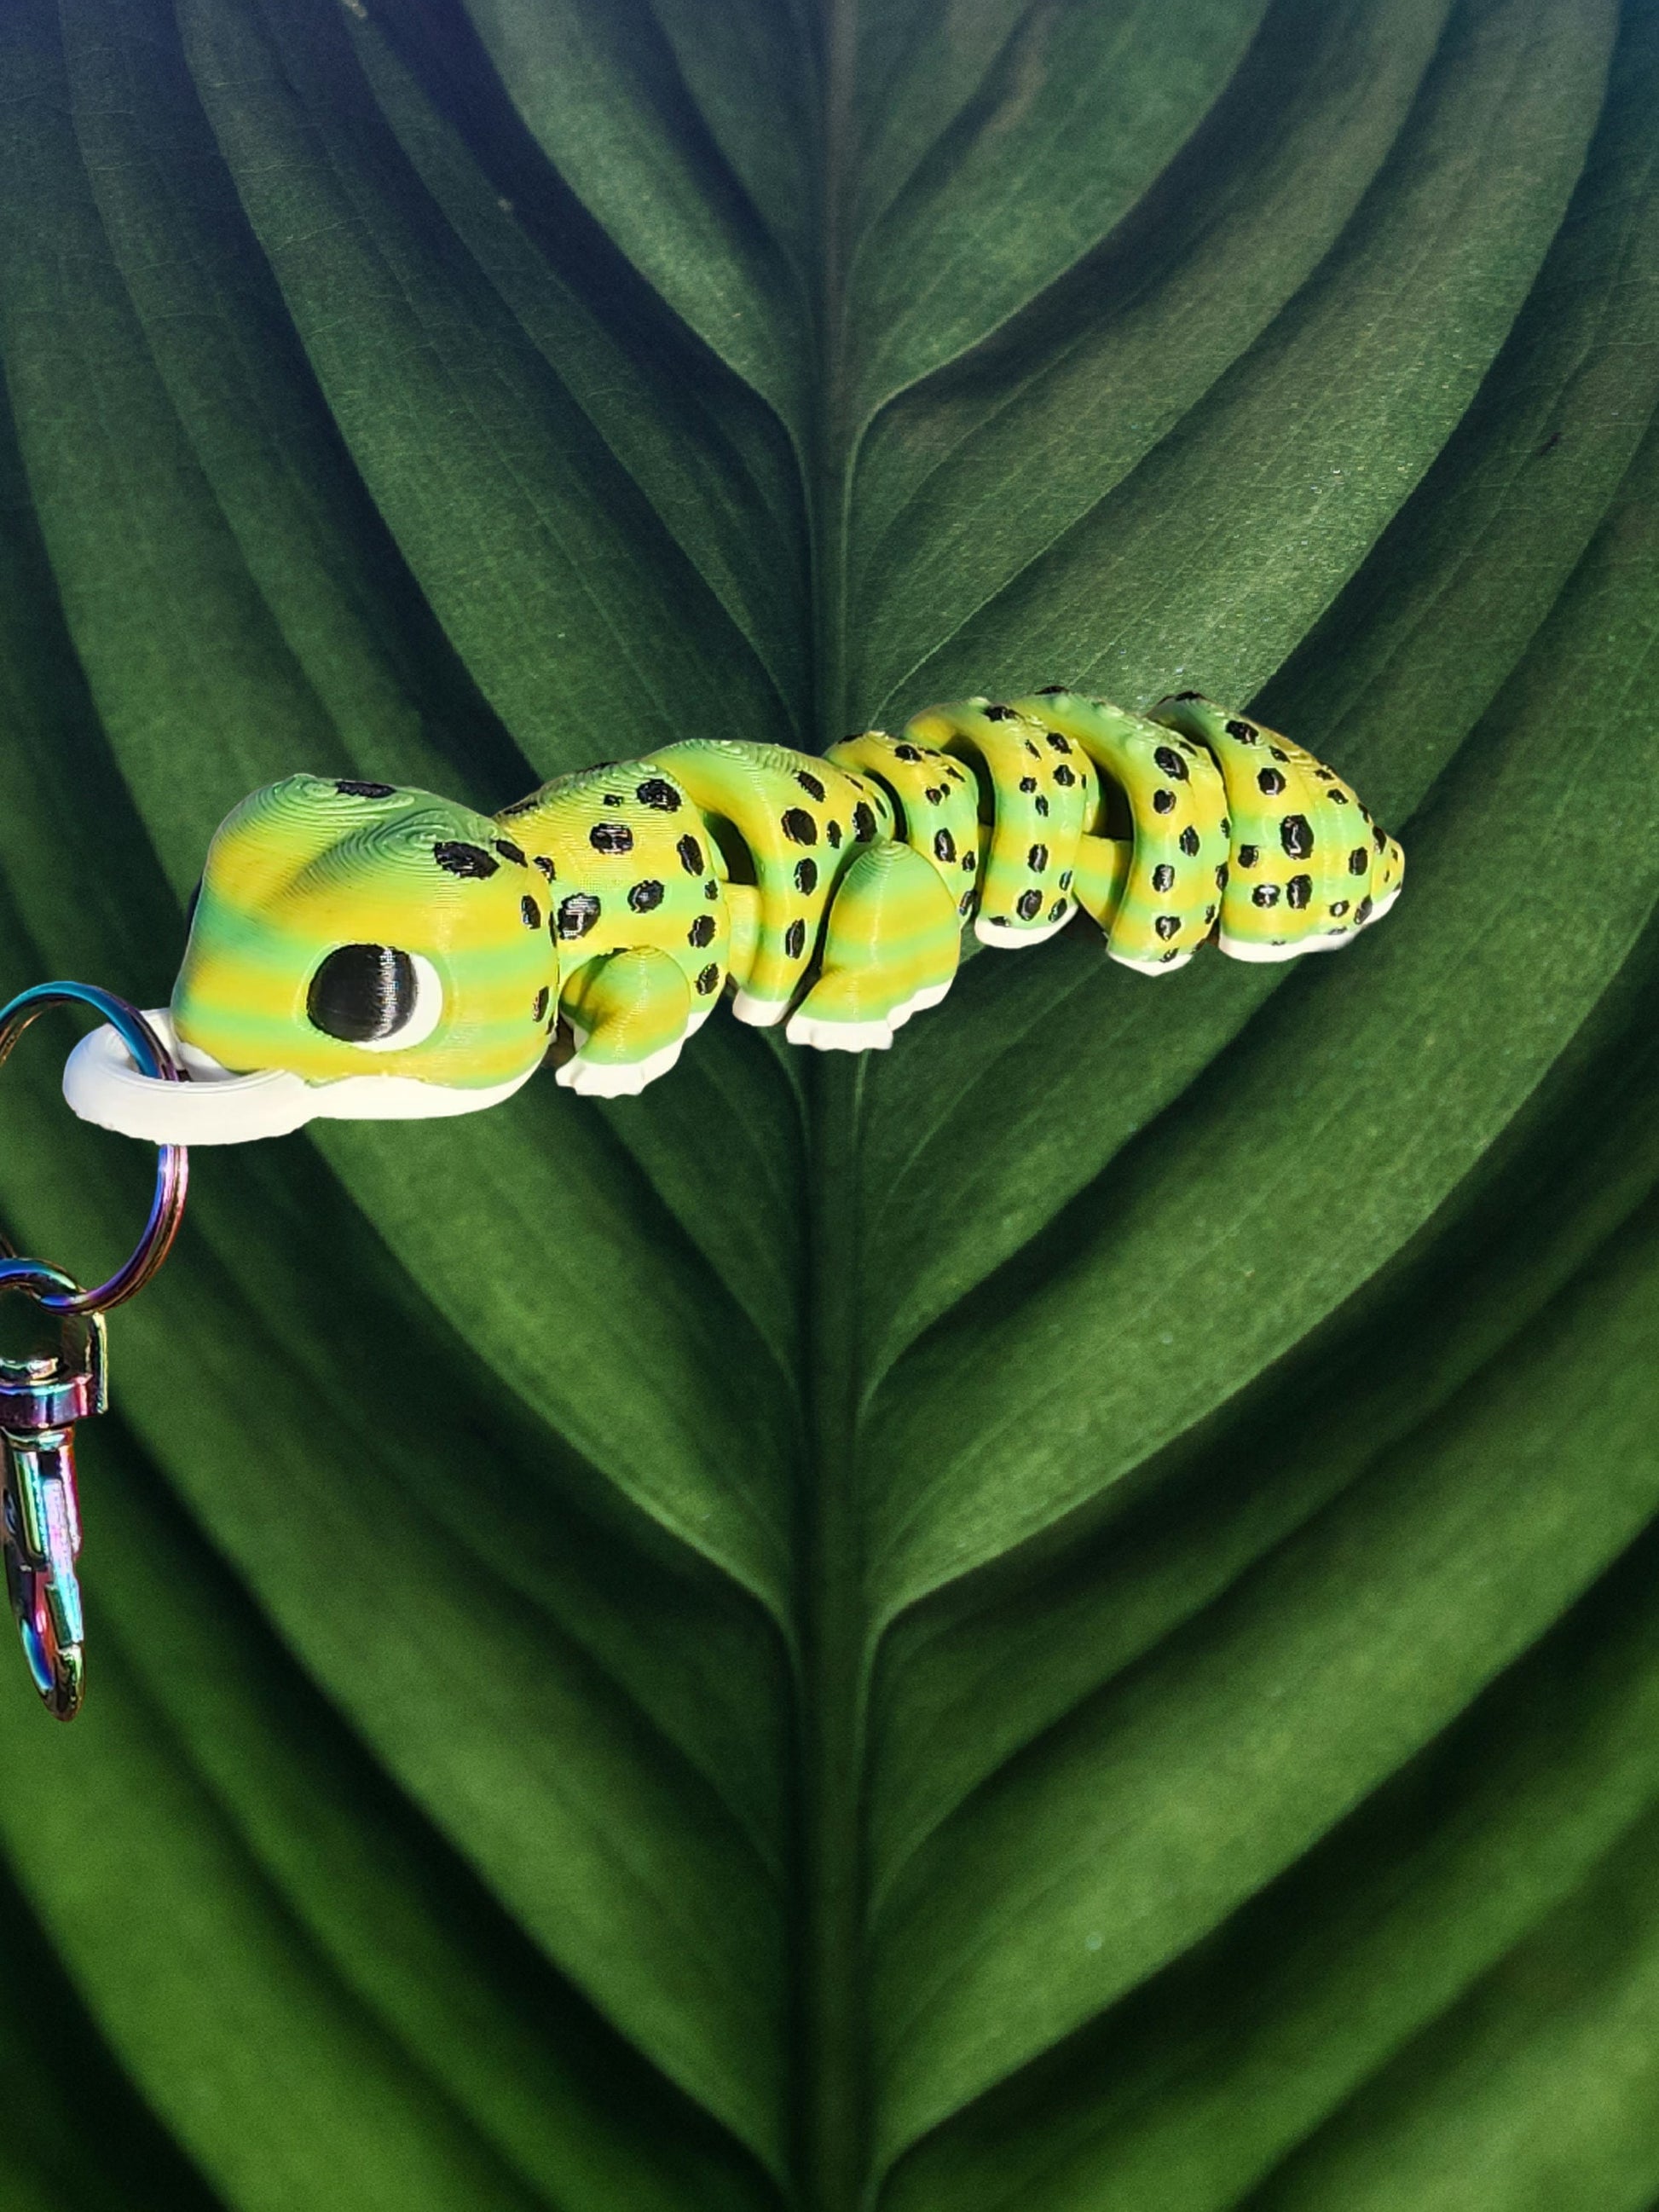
[66,688,1402,1143]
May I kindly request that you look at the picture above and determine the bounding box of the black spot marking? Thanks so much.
[1224,718,1256,742]
[852,801,876,842]
[1025,739,1042,759]
[1179,826,1200,858]
[894,743,922,762]
[1160,949,1180,964]
[494,838,528,866]
[959,889,975,914]
[963,851,977,873]
[1049,898,1069,921]
[1054,764,1076,788]
[1257,768,1286,797]
[781,807,818,846]
[1251,883,1280,908]
[1237,844,1260,868]
[307,944,415,1043]
[590,822,634,856]
[1280,814,1314,859]
[1329,788,1350,804]
[1153,746,1188,780]
[1016,888,1043,921]
[1269,746,1289,762]
[704,879,720,900]
[1375,824,1389,850]
[628,880,665,913]
[697,963,720,996]
[1286,874,1312,910]
[498,795,539,818]
[826,820,843,848]
[1356,895,1375,924]
[1349,846,1370,875]
[677,834,704,875]
[635,778,681,811]
[602,793,627,807]
[784,919,807,960]
[924,786,945,805]
[1155,913,1181,940]
[1035,794,1050,817]
[688,914,716,949]
[984,704,1015,721]
[1216,863,1229,887]
[1037,684,1071,696]
[521,894,540,929]
[795,858,819,895]
[557,892,601,939]
[1028,843,1049,872]
[1204,904,1217,924]
[1020,776,1038,794]
[534,855,556,881]
[336,779,396,800]
[434,840,498,879]
[796,771,826,801]
[1152,863,1175,892]
[1153,789,1176,815]
[1331,899,1350,918]
[934,829,956,864]
[1059,869,1073,890]
[533,986,548,1022]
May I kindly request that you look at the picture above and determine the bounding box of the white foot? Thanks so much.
[1109,947,1197,977]
[556,1033,686,1096]
[973,905,1074,950]
[731,989,789,1027]
[783,1013,895,1053]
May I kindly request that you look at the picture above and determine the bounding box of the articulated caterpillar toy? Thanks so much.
[67,687,1402,1144]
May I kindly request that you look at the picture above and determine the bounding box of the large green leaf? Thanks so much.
[0,0,1656,2206]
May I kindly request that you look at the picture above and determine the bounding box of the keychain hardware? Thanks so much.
[0,984,188,1719]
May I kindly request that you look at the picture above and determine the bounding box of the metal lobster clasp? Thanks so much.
[0,1287,107,1719]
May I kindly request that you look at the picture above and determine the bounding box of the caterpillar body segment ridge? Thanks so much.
[72,690,1403,1142]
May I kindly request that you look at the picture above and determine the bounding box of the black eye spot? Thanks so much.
[494,839,528,865]
[337,779,396,799]
[521,894,540,928]
[796,771,826,800]
[434,840,498,879]
[784,919,807,959]
[307,944,417,1042]
[628,880,665,913]
[696,963,720,995]
[795,858,819,894]
[678,834,705,875]
[782,808,818,846]
[688,914,715,948]
[557,892,601,939]
[1152,863,1175,892]
[635,778,681,811]
[590,822,633,855]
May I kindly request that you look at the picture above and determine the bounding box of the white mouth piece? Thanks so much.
[63,1008,537,1146]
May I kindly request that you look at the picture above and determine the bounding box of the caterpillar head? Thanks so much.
[171,776,557,1093]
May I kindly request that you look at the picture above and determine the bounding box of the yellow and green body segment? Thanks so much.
[171,690,1403,1100]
